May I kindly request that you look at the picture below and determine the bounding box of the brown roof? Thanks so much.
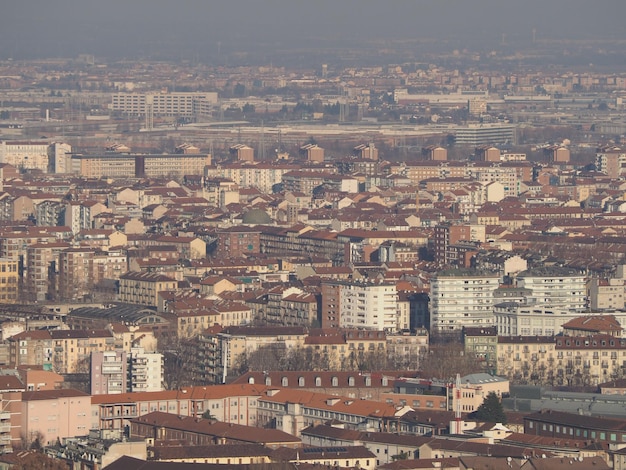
[0,375,24,391]
[22,388,89,401]
[150,443,270,460]
[525,409,626,432]
[561,315,622,333]
[270,445,375,462]
[131,411,300,445]
[92,384,267,405]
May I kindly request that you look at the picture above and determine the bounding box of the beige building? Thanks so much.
[229,144,255,162]
[588,278,625,310]
[422,145,447,161]
[119,272,178,307]
[171,301,252,338]
[51,330,117,374]
[0,258,18,304]
[475,146,501,162]
[496,336,557,384]
[70,153,210,178]
[300,144,325,162]
[555,334,626,386]
[0,141,50,172]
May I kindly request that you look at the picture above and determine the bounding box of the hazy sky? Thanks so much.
[2,0,625,61]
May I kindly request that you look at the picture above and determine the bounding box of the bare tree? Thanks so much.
[160,335,200,389]
[419,343,482,381]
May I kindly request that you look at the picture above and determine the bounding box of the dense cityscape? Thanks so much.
[1,2,626,469]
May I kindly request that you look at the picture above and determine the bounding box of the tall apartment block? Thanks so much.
[430,269,501,331]
[0,258,18,303]
[321,280,398,331]
[91,348,163,395]
[595,145,626,178]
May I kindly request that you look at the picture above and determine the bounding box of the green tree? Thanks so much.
[472,391,507,424]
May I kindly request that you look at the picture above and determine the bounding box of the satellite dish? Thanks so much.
[507,457,512,462]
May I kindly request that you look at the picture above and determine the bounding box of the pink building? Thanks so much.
[21,389,91,446]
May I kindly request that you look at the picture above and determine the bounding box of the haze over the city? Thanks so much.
[2,0,625,64]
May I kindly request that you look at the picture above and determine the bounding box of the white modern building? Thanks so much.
[516,267,586,311]
[128,348,163,393]
[430,270,501,331]
[494,303,626,337]
[339,281,398,331]
[111,92,218,118]
[91,348,163,395]
[455,124,515,146]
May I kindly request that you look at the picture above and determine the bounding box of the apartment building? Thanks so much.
[555,334,626,386]
[463,326,498,372]
[91,348,163,395]
[167,299,252,338]
[21,389,91,446]
[0,140,71,173]
[25,242,70,302]
[516,267,586,310]
[111,92,218,117]
[433,223,486,265]
[455,124,515,146]
[260,226,345,265]
[262,286,319,327]
[0,258,18,304]
[215,226,261,258]
[70,152,210,178]
[595,145,626,178]
[91,384,264,432]
[496,336,556,384]
[321,280,398,331]
[256,387,412,437]
[525,409,626,444]
[57,247,95,301]
[0,375,25,452]
[588,278,625,310]
[118,272,178,307]
[202,326,308,382]
[129,411,301,449]
[387,373,509,414]
[430,269,501,331]
[205,162,300,193]
[493,303,578,336]
[470,165,521,197]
